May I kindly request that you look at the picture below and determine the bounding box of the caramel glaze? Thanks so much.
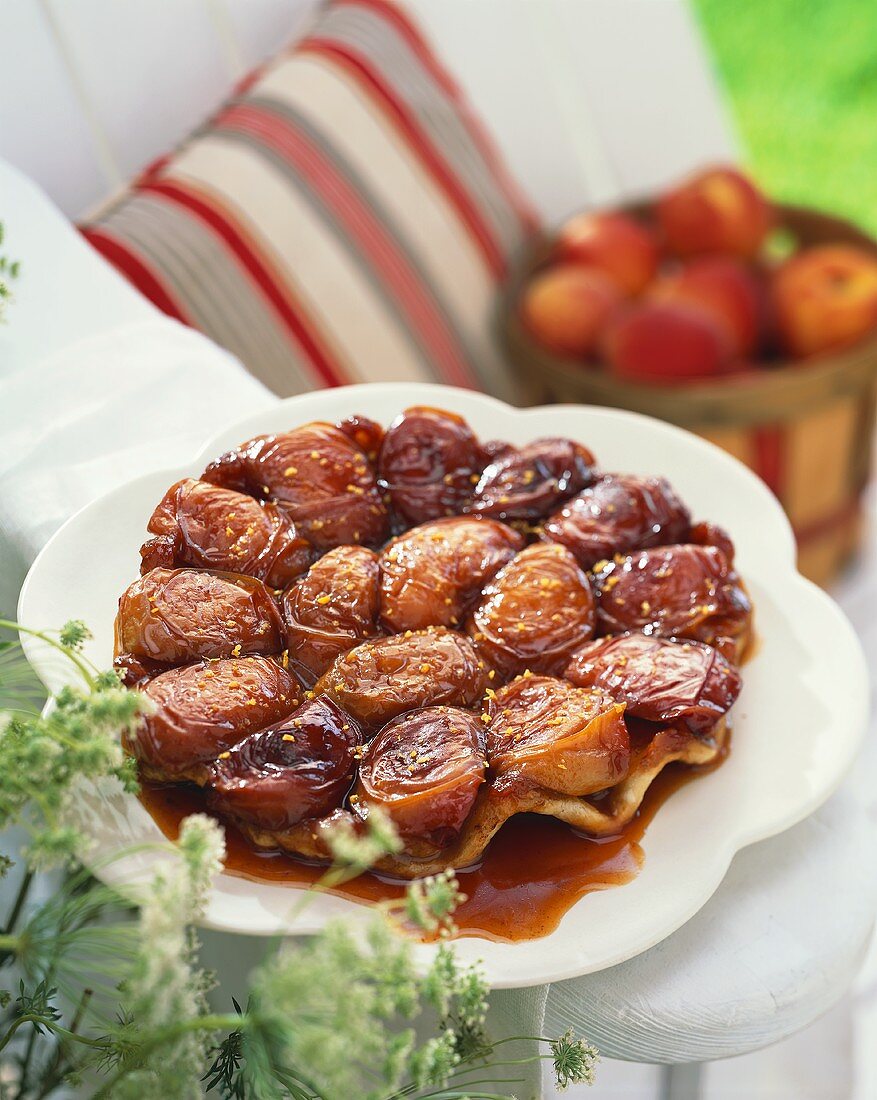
[139,731,728,943]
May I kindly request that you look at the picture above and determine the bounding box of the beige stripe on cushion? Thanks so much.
[168,136,436,387]
[254,54,517,399]
[102,194,316,395]
[213,120,481,389]
[314,5,525,251]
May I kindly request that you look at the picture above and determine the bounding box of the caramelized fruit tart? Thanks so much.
[116,406,752,879]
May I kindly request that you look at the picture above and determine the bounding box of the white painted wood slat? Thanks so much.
[552,0,738,204]
[405,0,610,226]
[404,0,736,225]
[219,0,320,71]
[0,0,110,216]
[43,0,235,192]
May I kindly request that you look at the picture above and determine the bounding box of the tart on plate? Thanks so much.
[115,405,752,879]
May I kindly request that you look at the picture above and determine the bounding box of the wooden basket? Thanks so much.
[500,204,877,586]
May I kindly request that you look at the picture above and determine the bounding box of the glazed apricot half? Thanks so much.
[355,706,487,844]
[565,633,741,736]
[315,628,488,731]
[380,516,523,633]
[140,478,312,588]
[282,545,382,685]
[593,544,752,662]
[202,421,389,549]
[467,543,596,678]
[377,406,485,525]
[469,437,596,522]
[132,655,300,781]
[207,696,361,831]
[115,567,283,665]
[542,473,690,567]
[486,675,629,796]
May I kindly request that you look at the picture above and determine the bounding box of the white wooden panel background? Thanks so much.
[550,0,736,203]
[45,0,234,188]
[2,0,112,215]
[0,0,321,218]
[0,0,736,225]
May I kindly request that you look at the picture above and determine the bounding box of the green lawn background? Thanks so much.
[693,0,877,237]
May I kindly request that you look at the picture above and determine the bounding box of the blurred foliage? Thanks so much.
[693,0,877,236]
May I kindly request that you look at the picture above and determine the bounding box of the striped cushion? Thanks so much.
[81,0,535,400]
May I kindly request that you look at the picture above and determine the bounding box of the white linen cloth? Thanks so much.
[0,319,274,619]
[0,160,274,617]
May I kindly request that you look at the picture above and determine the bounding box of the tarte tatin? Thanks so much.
[116,406,752,885]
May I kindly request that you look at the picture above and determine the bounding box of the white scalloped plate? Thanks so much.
[18,383,868,988]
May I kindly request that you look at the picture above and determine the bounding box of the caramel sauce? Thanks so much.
[139,744,726,943]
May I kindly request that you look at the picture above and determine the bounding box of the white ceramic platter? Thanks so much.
[18,383,869,988]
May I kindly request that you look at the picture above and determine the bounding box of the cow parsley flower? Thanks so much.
[105,815,226,1100]
[58,620,91,650]
[323,804,402,875]
[0,621,143,867]
[0,680,142,867]
[408,1028,460,1087]
[246,893,484,1100]
[551,1027,600,1090]
[404,870,466,936]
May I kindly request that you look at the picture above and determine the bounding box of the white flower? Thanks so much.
[114,815,225,1099]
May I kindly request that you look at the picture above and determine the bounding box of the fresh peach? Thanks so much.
[554,211,660,295]
[657,166,772,259]
[650,257,763,358]
[519,264,622,357]
[772,244,877,357]
[602,300,732,382]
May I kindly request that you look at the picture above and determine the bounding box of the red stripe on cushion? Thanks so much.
[336,0,464,102]
[299,37,507,279]
[233,60,270,98]
[138,179,347,389]
[219,102,481,390]
[136,152,175,187]
[332,0,538,234]
[81,227,190,323]
[752,426,785,498]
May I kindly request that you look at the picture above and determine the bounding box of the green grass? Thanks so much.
[692,0,877,237]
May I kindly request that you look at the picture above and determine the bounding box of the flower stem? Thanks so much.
[0,933,20,959]
[0,1015,105,1056]
[16,1022,40,1100]
[90,1012,247,1099]
[0,621,97,690]
[29,989,94,1100]
[2,867,33,935]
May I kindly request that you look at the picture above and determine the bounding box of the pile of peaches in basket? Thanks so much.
[519,165,877,382]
